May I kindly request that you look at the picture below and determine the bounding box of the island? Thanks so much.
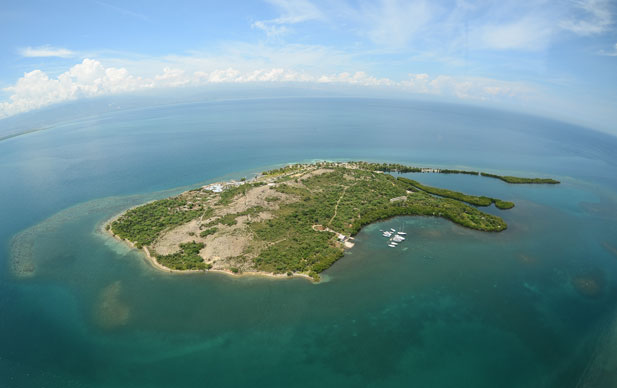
[106,161,559,281]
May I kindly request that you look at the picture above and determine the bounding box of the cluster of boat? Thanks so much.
[381,228,406,248]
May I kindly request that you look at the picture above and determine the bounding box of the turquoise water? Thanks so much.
[1,98,617,387]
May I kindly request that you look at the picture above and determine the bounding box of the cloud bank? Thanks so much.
[0,58,533,119]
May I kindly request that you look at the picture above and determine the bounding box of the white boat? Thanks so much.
[383,231,392,237]
[390,242,398,246]
[397,232,407,236]
[392,235,405,242]
[388,244,396,248]
[390,228,396,232]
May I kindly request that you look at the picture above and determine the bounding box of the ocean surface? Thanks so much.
[1,97,617,387]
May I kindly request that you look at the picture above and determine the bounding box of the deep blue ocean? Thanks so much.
[1,97,617,387]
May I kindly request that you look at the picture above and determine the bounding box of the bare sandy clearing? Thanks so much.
[152,219,203,255]
[202,233,251,264]
[215,185,293,216]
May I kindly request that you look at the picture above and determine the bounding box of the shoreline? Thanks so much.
[102,218,316,282]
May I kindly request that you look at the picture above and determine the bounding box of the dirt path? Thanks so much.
[327,186,346,226]
[328,183,356,226]
[199,208,210,223]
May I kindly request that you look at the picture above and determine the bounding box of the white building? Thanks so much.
[203,183,224,193]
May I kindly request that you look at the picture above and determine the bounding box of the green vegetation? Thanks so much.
[109,161,557,279]
[263,161,559,184]
[439,169,479,175]
[206,206,265,227]
[480,172,560,184]
[110,198,203,248]
[263,164,305,176]
[494,200,515,210]
[156,241,210,271]
[217,182,265,205]
[213,213,238,226]
[251,168,506,276]
[199,227,218,238]
[357,161,559,184]
[399,177,493,206]
[398,177,515,210]
[347,161,558,184]
[353,161,422,173]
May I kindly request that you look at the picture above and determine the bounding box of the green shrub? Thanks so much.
[200,227,218,237]
[156,241,206,270]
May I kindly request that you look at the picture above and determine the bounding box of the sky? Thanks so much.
[0,0,616,133]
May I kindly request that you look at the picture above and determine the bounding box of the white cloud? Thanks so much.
[560,0,613,36]
[0,58,534,119]
[19,45,75,58]
[264,0,324,24]
[359,0,434,48]
[252,21,290,37]
[156,42,356,77]
[251,0,615,52]
[400,73,530,100]
[1,59,145,117]
[317,71,393,86]
[476,16,554,51]
[400,73,431,93]
[252,0,324,36]
[154,67,190,87]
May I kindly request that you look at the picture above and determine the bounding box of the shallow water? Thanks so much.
[1,97,617,387]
